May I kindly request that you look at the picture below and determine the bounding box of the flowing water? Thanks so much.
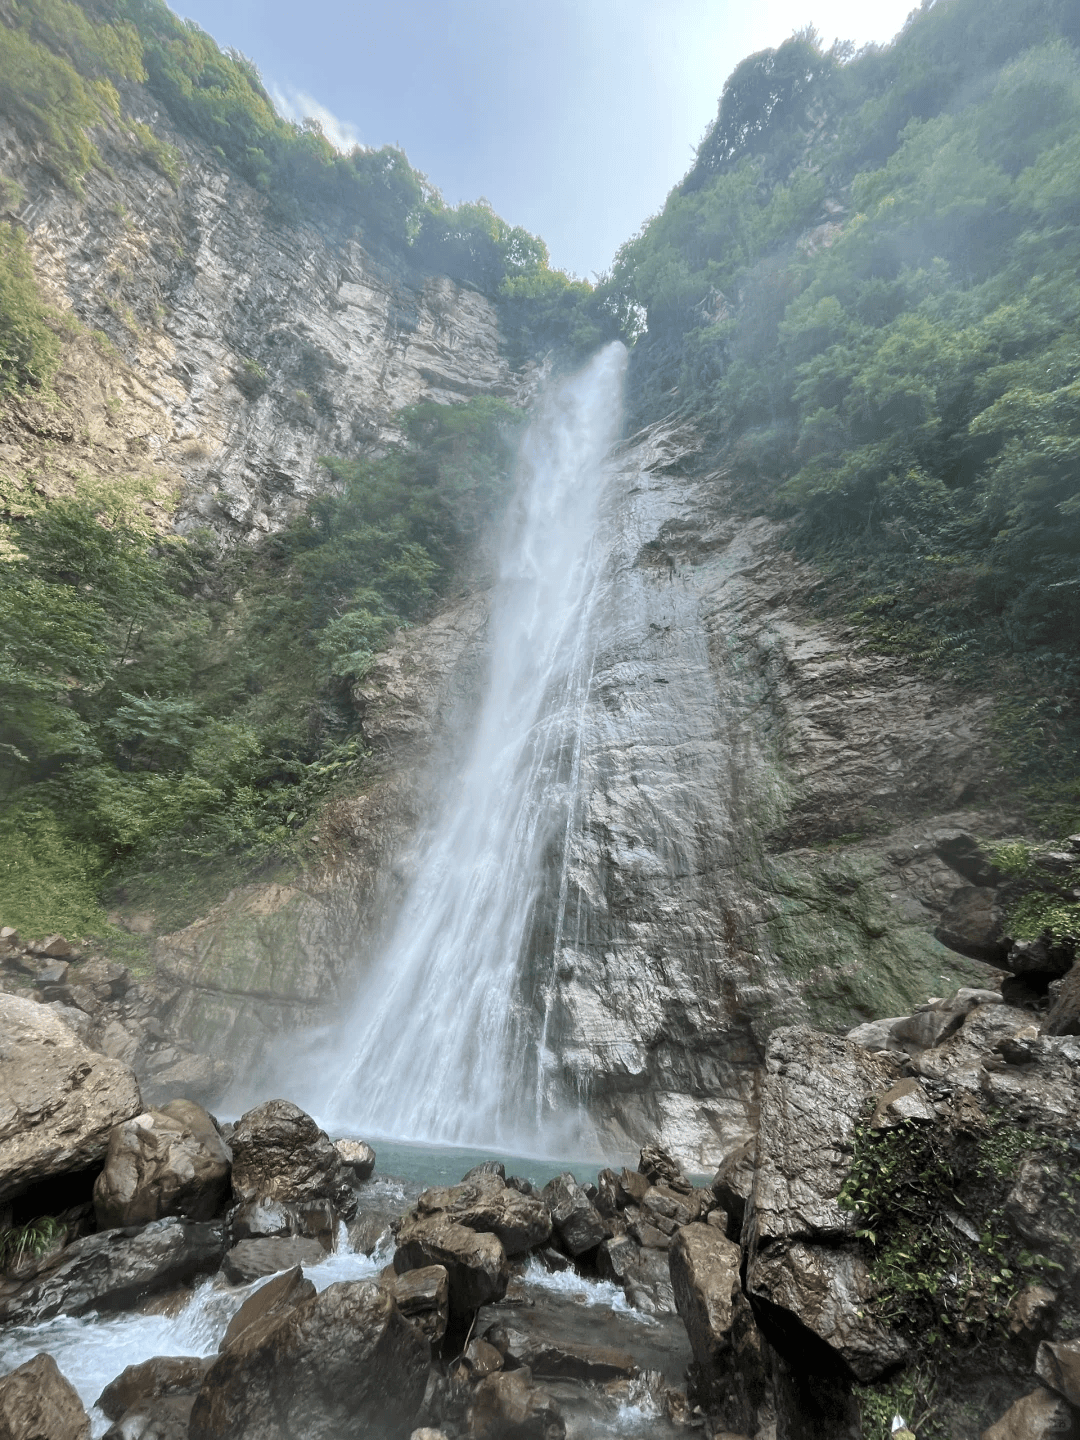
[305,342,628,1152]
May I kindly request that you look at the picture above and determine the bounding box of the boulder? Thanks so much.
[614,1168,649,1207]
[334,1139,376,1182]
[230,1100,351,1216]
[1044,962,1080,1036]
[189,1279,430,1440]
[1036,1338,1080,1405]
[102,1393,194,1439]
[412,1174,551,1258]
[744,1027,910,1383]
[0,1352,90,1440]
[935,886,1008,963]
[0,1218,225,1324]
[710,1137,755,1241]
[620,1245,677,1315]
[982,1387,1077,1439]
[220,1265,316,1352]
[94,1104,231,1229]
[638,1143,691,1195]
[539,1173,606,1255]
[668,1223,742,1378]
[97,1356,213,1420]
[380,1264,449,1345]
[467,1371,565,1440]
[221,1236,327,1284]
[394,1214,508,1317]
[0,994,141,1203]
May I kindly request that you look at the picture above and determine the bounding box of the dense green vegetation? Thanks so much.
[608,0,1080,830]
[842,1111,1080,1436]
[0,393,522,936]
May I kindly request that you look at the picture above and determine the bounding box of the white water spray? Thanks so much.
[314,342,627,1150]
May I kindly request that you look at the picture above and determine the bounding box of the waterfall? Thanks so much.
[316,342,628,1151]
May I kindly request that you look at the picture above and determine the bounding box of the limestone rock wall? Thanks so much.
[1,94,517,543]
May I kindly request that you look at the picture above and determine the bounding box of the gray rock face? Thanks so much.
[744,1027,910,1383]
[0,995,142,1204]
[935,885,1008,962]
[189,1279,430,1440]
[394,1214,508,1318]
[0,1353,89,1440]
[93,1103,231,1229]
[0,1219,225,1325]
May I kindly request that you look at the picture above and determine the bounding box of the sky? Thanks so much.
[176,0,919,280]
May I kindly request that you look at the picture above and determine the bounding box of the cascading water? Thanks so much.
[310,342,628,1151]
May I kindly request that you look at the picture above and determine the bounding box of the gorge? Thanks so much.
[2,0,1080,1435]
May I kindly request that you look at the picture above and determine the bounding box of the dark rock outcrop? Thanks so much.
[189,1279,430,1440]
[394,1215,508,1318]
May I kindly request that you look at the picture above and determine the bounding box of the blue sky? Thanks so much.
[176,0,918,279]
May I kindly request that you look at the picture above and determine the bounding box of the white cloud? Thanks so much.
[270,85,362,153]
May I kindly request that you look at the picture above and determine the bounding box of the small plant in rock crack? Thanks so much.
[0,1216,64,1270]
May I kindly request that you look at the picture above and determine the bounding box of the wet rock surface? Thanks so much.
[93,1102,230,1229]
[0,995,142,1204]
[0,1219,226,1325]
[0,1352,90,1440]
[189,1279,431,1440]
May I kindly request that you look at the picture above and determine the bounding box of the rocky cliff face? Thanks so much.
[150,415,1004,1168]
[1,97,517,543]
[1,92,1016,1168]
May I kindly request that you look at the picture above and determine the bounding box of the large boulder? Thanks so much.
[0,1218,225,1324]
[0,994,141,1203]
[93,1102,231,1229]
[668,1223,742,1378]
[467,1371,565,1440]
[539,1173,606,1256]
[229,1100,351,1220]
[744,1027,910,1383]
[412,1174,551,1257]
[189,1279,430,1440]
[97,1356,213,1421]
[0,1352,90,1440]
[220,1265,316,1352]
[394,1214,508,1318]
[335,1139,376,1182]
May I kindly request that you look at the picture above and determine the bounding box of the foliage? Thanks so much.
[0,397,521,932]
[839,1110,1080,1432]
[617,0,1080,829]
[0,224,59,392]
[0,1216,64,1270]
